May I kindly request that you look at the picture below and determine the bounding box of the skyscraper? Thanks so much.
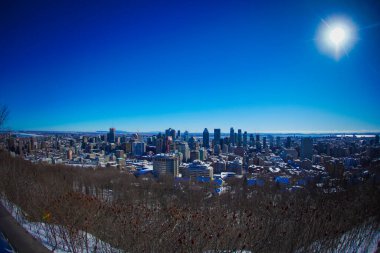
[249,134,255,146]
[214,129,221,147]
[170,129,176,140]
[237,129,242,147]
[301,137,313,160]
[230,127,235,145]
[286,137,291,148]
[108,128,116,143]
[177,142,190,162]
[243,131,248,147]
[132,142,146,156]
[256,134,261,151]
[183,131,189,142]
[203,128,210,148]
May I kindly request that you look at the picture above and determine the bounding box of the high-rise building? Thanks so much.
[237,129,242,147]
[268,135,274,149]
[199,148,207,161]
[214,144,221,155]
[183,131,189,142]
[230,127,235,145]
[249,134,255,146]
[286,137,291,148]
[263,137,267,148]
[177,130,181,139]
[132,142,146,156]
[243,131,248,147]
[301,137,313,160]
[153,153,180,176]
[165,128,171,138]
[177,142,190,162]
[255,134,261,151]
[108,128,116,143]
[190,150,200,162]
[214,129,221,147]
[203,128,210,148]
[188,136,196,150]
[156,138,164,154]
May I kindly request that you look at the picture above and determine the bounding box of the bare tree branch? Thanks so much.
[0,105,9,128]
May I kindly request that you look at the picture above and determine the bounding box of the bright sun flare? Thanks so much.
[316,16,357,60]
[329,26,346,46]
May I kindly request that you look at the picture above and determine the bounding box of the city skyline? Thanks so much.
[1,0,380,132]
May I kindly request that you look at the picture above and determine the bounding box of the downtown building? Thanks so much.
[182,160,213,178]
[153,153,180,177]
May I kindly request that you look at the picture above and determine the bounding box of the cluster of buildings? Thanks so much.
[1,127,379,191]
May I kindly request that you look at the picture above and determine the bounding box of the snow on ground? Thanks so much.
[296,222,380,253]
[0,196,123,253]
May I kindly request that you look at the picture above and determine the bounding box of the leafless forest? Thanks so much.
[0,151,379,252]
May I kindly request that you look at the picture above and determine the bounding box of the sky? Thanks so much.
[1,0,380,133]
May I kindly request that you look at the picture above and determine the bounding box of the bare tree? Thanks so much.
[0,105,9,128]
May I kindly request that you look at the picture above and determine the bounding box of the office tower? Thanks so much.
[153,153,180,177]
[269,135,274,149]
[222,144,228,153]
[286,137,291,148]
[132,142,146,156]
[249,134,254,146]
[301,137,313,160]
[263,137,267,148]
[214,129,221,147]
[214,144,221,155]
[203,128,210,148]
[177,130,181,139]
[199,148,207,161]
[156,138,164,154]
[165,128,171,138]
[177,142,190,162]
[108,128,116,143]
[183,131,189,142]
[165,136,173,153]
[190,150,200,162]
[237,129,242,147]
[230,127,235,145]
[256,134,262,151]
[243,131,248,147]
[188,136,196,150]
[170,129,176,140]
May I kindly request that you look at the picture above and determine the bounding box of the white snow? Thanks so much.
[0,196,123,253]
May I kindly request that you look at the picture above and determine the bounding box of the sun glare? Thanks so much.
[329,26,346,46]
[316,16,357,60]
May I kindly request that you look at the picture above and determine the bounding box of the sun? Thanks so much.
[329,26,346,46]
[316,16,357,60]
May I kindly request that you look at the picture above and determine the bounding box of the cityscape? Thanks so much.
[2,128,380,192]
[1,0,380,252]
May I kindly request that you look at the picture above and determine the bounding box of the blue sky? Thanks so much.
[1,0,380,133]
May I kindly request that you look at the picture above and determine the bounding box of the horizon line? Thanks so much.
[3,129,380,135]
